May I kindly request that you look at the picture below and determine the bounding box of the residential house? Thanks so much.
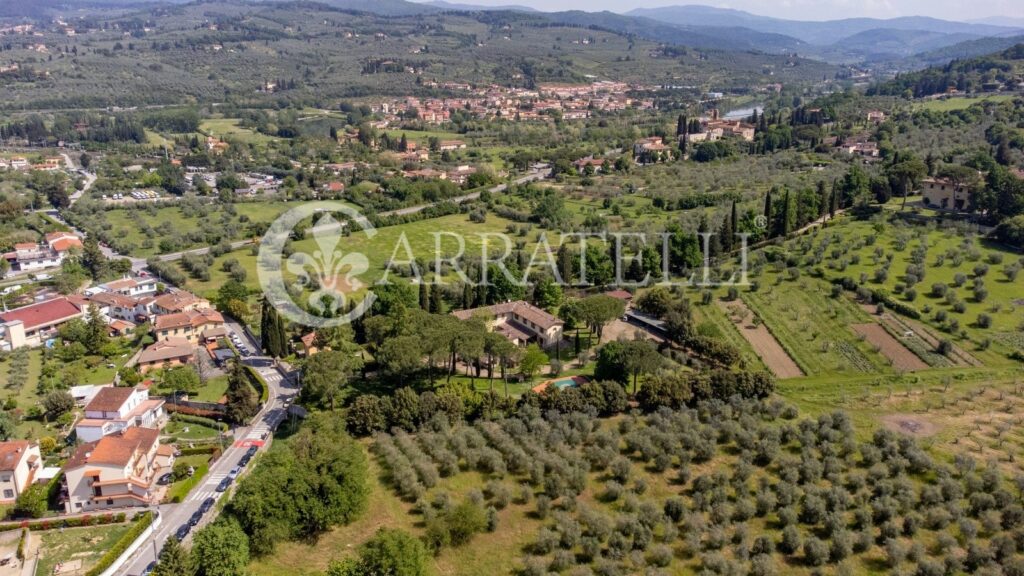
[4,232,82,274]
[573,157,606,175]
[438,140,466,151]
[63,427,170,512]
[151,291,210,316]
[98,276,158,298]
[136,338,195,374]
[921,177,973,211]
[75,384,165,442]
[0,441,41,502]
[866,110,886,124]
[0,297,85,350]
[452,300,563,347]
[153,308,224,343]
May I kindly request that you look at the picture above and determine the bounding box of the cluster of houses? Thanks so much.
[680,109,756,145]
[0,384,174,514]
[0,276,225,372]
[0,276,234,513]
[370,81,655,126]
[3,231,82,276]
[0,156,62,172]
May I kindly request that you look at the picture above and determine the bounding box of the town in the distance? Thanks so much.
[0,0,1024,575]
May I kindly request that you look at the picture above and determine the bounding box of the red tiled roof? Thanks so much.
[154,308,223,331]
[138,338,194,364]
[84,386,135,413]
[65,428,159,468]
[0,441,33,472]
[452,300,562,330]
[0,298,83,331]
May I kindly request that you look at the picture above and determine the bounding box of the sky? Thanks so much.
[423,0,1024,22]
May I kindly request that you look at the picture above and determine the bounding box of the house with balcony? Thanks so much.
[3,232,82,275]
[921,177,975,211]
[63,428,171,512]
[153,308,224,344]
[0,441,41,503]
[75,385,165,443]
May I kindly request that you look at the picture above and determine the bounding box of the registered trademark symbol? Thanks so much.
[754,215,768,229]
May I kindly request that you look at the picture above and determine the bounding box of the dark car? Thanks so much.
[189,509,203,526]
[200,497,215,513]
[156,472,173,486]
[175,524,190,540]
[246,446,258,457]
[216,477,232,492]
[141,560,158,576]
[239,454,251,467]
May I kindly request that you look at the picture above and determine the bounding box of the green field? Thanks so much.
[913,94,1016,112]
[200,118,279,146]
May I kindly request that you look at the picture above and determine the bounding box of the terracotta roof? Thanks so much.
[452,300,562,330]
[0,297,83,331]
[85,386,135,413]
[65,428,159,469]
[103,277,140,291]
[0,441,33,472]
[88,291,138,309]
[138,338,194,364]
[152,291,206,313]
[300,332,317,348]
[154,308,223,331]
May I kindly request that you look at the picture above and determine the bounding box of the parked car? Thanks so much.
[200,497,215,513]
[239,454,251,467]
[141,561,157,576]
[189,509,203,527]
[216,477,232,492]
[175,524,190,540]
[228,467,241,479]
[246,446,258,457]
[157,472,173,486]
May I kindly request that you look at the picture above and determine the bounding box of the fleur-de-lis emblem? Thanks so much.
[285,214,368,317]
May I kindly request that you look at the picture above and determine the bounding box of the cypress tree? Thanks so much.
[419,282,429,311]
[763,189,774,238]
[430,283,443,313]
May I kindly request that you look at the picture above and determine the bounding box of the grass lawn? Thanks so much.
[165,455,212,503]
[191,375,230,404]
[37,522,132,576]
[165,418,224,442]
[200,118,279,146]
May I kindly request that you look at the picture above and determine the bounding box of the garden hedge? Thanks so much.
[84,511,154,576]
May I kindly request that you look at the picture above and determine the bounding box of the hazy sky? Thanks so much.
[427,0,1024,22]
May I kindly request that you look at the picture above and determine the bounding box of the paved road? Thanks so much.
[118,327,297,576]
[60,152,96,205]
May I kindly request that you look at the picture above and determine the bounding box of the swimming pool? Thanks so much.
[551,377,580,389]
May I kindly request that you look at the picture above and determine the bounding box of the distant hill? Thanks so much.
[542,10,806,53]
[868,43,1024,97]
[829,28,983,60]
[299,0,437,16]
[907,34,1024,67]
[422,0,536,12]
[628,5,1022,46]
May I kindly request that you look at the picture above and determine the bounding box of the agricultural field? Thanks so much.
[252,396,1024,576]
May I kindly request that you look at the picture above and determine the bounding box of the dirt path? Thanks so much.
[717,300,803,379]
[852,324,929,371]
[857,303,980,367]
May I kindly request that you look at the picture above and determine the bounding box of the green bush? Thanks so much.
[172,413,228,431]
